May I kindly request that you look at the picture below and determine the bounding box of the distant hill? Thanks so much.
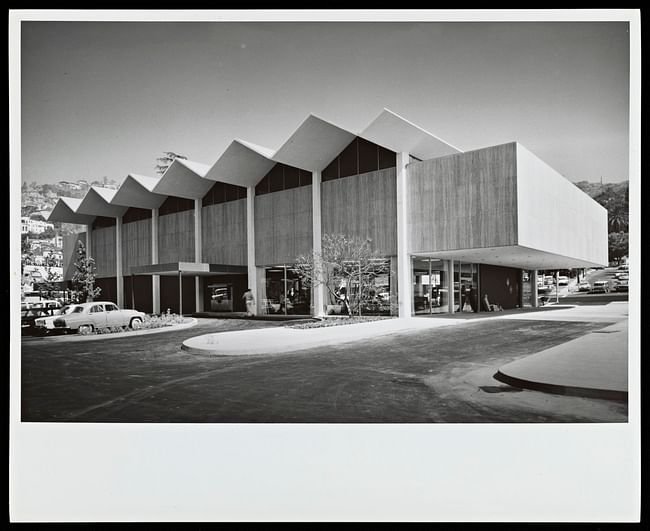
[574,180,628,201]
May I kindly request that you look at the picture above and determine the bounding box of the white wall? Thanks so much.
[516,143,609,266]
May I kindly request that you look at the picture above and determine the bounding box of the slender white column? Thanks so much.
[448,259,455,314]
[85,224,92,259]
[115,217,123,307]
[246,186,258,314]
[85,224,93,302]
[396,151,412,318]
[531,270,539,307]
[311,171,326,317]
[194,198,203,312]
[151,207,160,314]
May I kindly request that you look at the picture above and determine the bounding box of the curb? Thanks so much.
[493,370,628,402]
[34,318,198,343]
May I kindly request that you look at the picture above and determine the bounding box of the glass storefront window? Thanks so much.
[413,258,450,314]
[261,265,311,315]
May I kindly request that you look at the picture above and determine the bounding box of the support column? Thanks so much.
[151,207,160,314]
[115,216,123,308]
[396,151,412,318]
[531,270,539,307]
[178,270,183,315]
[85,224,92,260]
[311,170,326,317]
[85,224,93,302]
[194,198,203,313]
[246,186,258,314]
[449,259,455,314]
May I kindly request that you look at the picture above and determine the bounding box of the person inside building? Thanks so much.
[482,293,503,312]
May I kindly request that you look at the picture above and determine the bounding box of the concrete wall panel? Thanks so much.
[202,199,247,265]
[515,144,609,266]
[255,185,313,265]
[321,167,397,256]
[91,226,116,278]
[408,143,518,253]
[122,218,152,272]
[158,210,195,263]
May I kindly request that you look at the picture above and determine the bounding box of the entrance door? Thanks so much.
[454,261,479,313]
[208,283,233,312]
[413,257,450,314]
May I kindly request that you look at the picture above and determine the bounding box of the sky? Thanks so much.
[19,18,631,185]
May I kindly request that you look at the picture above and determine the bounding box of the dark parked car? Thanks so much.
[21,306,62,335]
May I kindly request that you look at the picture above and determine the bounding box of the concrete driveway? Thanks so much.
[19,311,628,423]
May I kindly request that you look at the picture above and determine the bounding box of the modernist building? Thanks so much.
[49,109,608,318]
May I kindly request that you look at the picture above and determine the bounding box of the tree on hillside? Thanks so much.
[294,234,391,316]
[71,241,101,303]
[608,232,629,265]
[37,268,63,300]
[606,197,629,233]
[155,151,187,176]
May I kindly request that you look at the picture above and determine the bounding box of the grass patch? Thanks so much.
[286,316,393,329]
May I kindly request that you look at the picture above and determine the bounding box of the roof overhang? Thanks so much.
[272,114,357,172]
[205,139,276,188]
[111,174,167,209]
[47,197,96,225]
[152,158,214,199]
[75,186,128,218]
[360,108,462,160]
[412,245,606,270]
[129,262,248,276]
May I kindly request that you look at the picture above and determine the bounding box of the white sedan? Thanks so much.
[34,301,146,334]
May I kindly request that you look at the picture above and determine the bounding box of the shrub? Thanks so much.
[75,313,188,335]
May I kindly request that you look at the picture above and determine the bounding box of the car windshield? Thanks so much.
[71,306,85,313]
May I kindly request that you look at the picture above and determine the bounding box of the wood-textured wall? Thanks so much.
[91,226,116,278]
[255,185,313,266]
[122,219,152,273]
[202,199,247,265]
[158,210,195,263]
[408,143,518,253]
[62,232,85,281]
[321,167,397,256]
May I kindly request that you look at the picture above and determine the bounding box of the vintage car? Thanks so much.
[613,274,629,292]
[591,280,610,294]
[34,301,146,334]
[21,305,62,335]
[577,281,591,292]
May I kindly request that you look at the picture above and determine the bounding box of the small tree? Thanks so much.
[294,234,391,316]
[71,240,101,302]
[608,232,629,265]
[155,151,187,176]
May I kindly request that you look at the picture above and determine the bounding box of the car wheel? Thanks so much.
[130,317,143,330]
[78,324,94,335]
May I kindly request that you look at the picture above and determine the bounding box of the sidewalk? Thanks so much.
[181,316,468,355]
[495,318,628,401]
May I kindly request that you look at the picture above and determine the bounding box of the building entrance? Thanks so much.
[413,257,480,314]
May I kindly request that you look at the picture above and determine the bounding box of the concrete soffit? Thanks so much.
[152,158,215,199]
[47,196,96,225]
[359,108,462,160]
[110,174,167,209]
[75,186,128,218]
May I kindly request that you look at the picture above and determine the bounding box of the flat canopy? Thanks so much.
[205,139,276,188]
[413,245,605,271]
[152,158,214,199]
[272,114,357,172]
[360,108,462,160]
[129,262,248,276]
[111,174,167,209]
[76,186,128,218]
[47,197,96,225]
